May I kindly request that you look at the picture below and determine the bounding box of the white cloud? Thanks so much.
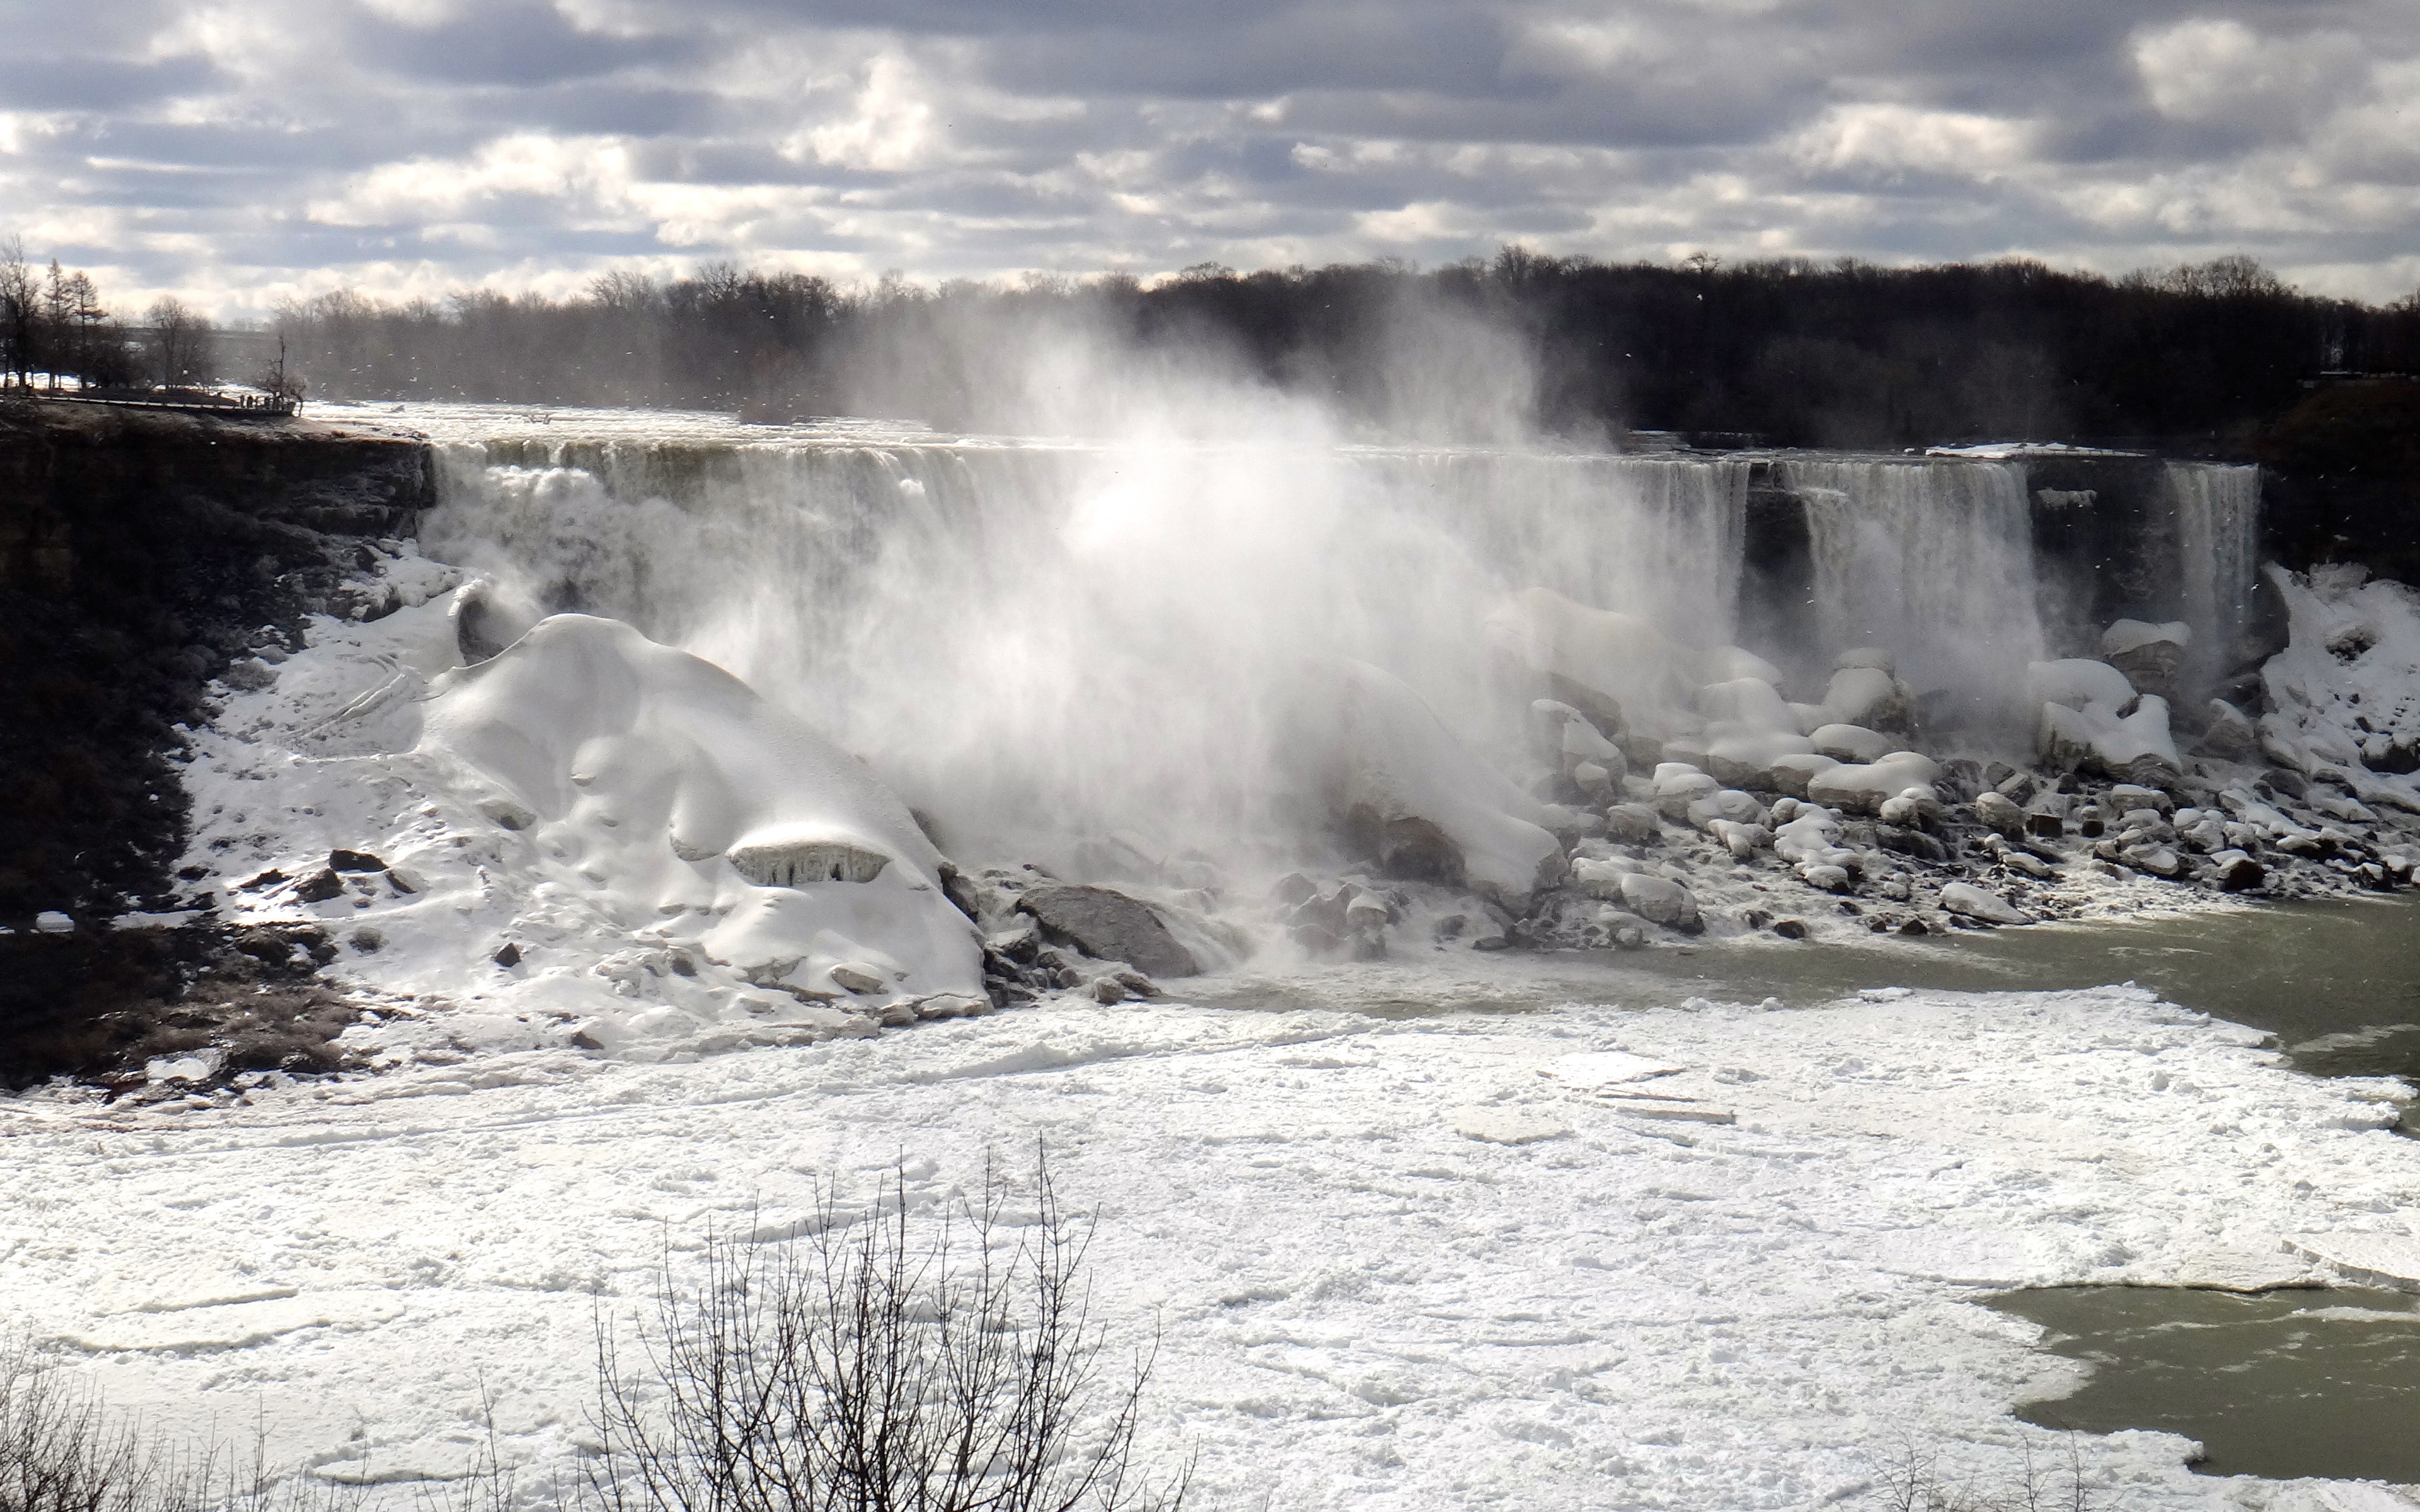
[798,53,943,173]
[309,134,644,229]
[1790,103,2037,180]
[8,0,2419,314]
[2132,19,2367,130]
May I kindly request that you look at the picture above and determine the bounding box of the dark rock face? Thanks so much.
[0,922,360,1090]
[0,398,430,1083]
[1015,884,1200,978]
[0,399,430,919]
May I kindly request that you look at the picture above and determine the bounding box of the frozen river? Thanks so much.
[6,954,2417,1510]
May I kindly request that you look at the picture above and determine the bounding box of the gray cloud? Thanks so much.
[1,0,2415,316]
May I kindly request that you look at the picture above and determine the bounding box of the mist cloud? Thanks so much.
[3,0,2417,316]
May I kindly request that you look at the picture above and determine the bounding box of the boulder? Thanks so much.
[1015,884,1200,978]
[2039,696,2182,782]
[1604,804,1662,845]
[1698,677,1795,730]
[829,961,888,995]
[1617,873,1700,929]
[2198,698,2260,760]
[1767,752,1840,798]
[1703,646,1788,687]
[1821,666,1915,733]
[2208,849,2266,891]
[1973,791,2024,837]
[1807,752,1944,816]
[1311,658,1567,909]
[1486,587,1700,736]
[2029,659,2136,714]
[1939,882,2027,925]
[1653,764,1719,822]
[1811,723,1893,765]
[1529,699,1623,776]
[2102,619,2190,700]
[1708,730,1821,791]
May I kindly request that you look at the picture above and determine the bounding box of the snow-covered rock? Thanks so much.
[1819,665,1914,733]
[1806,751,1942,815]
[2197,697,2260,760]
[2257,564,2420,812]
[2029,657,2181,782]
[2101,619,2190,699]
[2029,658,2136,714]
[1810,723,1891,765]
[1015,884,1199,978]
[1697,677,1795,730]
[1707,730,1819,791]
[2041,697,2182,784]
[1765,752,1840,798]
[1939,881,2027,925]
[1485,587,1699,737]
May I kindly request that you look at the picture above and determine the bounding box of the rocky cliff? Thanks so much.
[0,398,431,1082]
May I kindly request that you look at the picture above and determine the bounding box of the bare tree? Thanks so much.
[144,295,214,389]
[0,235,32,389]
[592,1152,1190,1512]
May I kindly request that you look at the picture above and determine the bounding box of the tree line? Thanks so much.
[261,250,2420,447]
[0,237,219,392]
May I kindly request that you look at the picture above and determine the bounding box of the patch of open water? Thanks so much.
[1202,894,2420,1079]
[1988,1286,2420,1482]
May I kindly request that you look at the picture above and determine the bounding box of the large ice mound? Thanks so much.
[188,593,986,1064]
[417,614,984,1011]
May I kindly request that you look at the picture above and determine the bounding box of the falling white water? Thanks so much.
[1775,457,2048,708]
[405,406,1749,869]
[2169,461,2262,691]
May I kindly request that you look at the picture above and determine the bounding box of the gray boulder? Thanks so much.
[1939,881,2027,925]
[1017,884,1200,978]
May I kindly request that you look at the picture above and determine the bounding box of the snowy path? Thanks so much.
[5,984,2417,1510]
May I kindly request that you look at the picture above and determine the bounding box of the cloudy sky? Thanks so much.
[4,0,2417,318]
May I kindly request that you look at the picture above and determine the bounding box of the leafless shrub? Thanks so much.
[591,1152,1189,1512]
[0,1339,364,1512]
[1872,1432,2105,1512]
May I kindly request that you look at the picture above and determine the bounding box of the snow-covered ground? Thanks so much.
[5,976,2417,1511]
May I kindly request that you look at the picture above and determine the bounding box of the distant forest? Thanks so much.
[260,251,2420,450]
[11,242,2420,449]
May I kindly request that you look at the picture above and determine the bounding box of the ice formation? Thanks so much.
[181,573,987,1061]
[2257,563,2420,812]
